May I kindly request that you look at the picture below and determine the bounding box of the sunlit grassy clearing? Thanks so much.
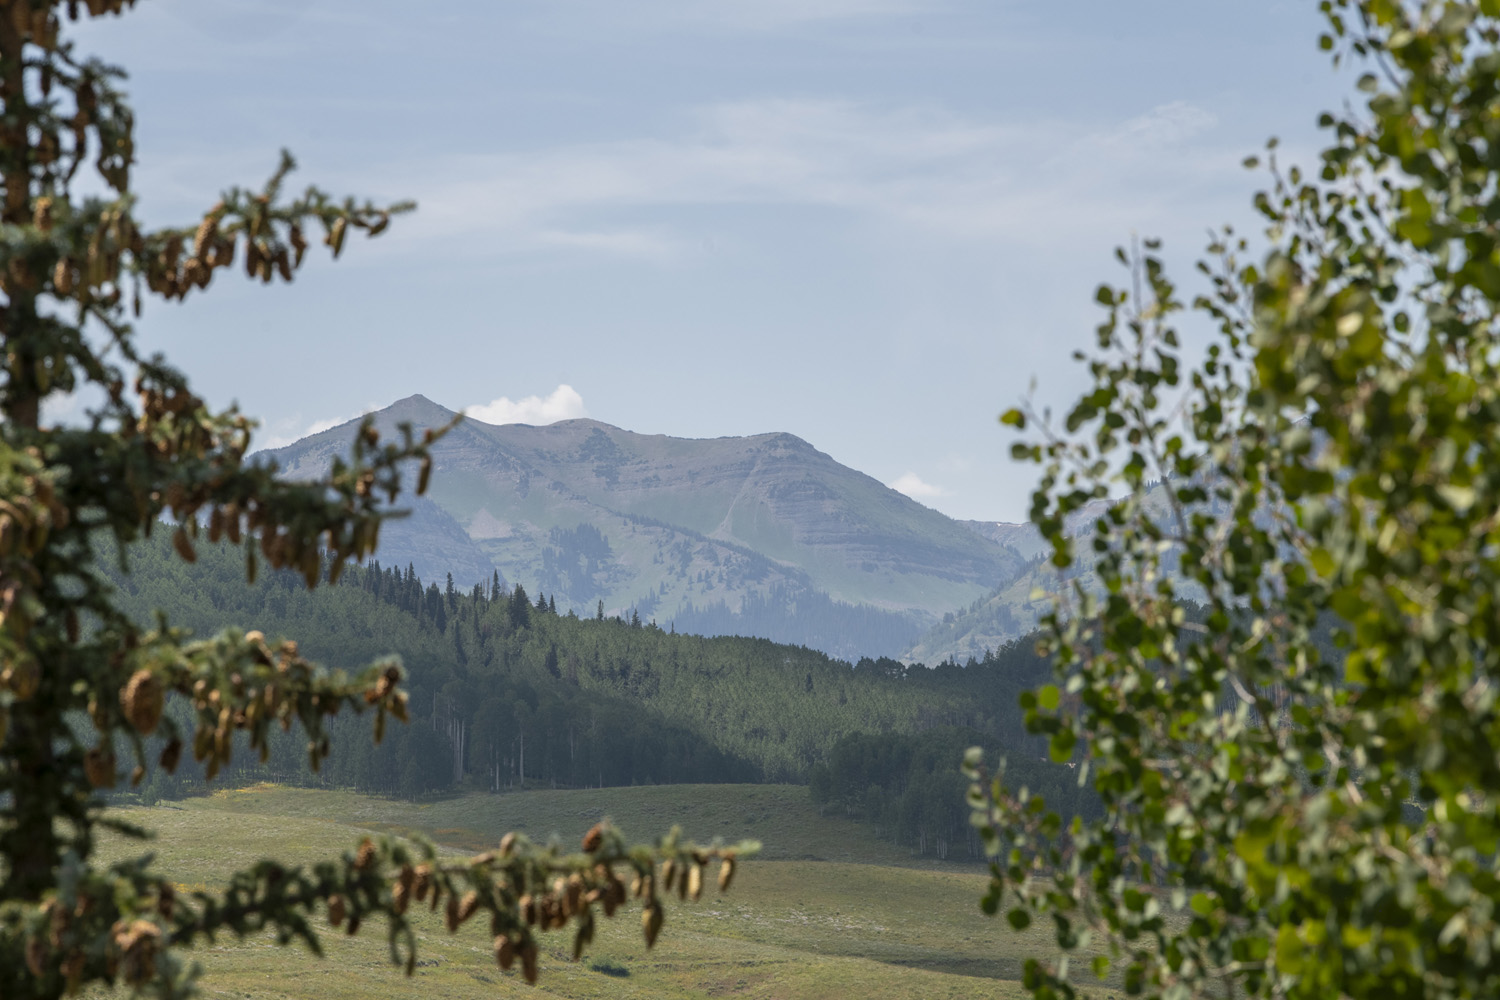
[89,785,1123,999]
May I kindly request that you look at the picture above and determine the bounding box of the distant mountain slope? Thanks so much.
[260,395,1027,660]
[365,494,500,590]
[958,519,1046,561]
[910,488,1220,664]
[902,557,1057,664]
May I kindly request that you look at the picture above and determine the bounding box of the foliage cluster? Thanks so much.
[968,1,1500,998]
[809,726,1098,862]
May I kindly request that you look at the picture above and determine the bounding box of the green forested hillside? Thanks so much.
[102,532,1058,859]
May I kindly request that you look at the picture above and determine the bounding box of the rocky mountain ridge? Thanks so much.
[259,395,1030,660]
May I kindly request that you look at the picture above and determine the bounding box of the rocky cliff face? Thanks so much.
[258,395,1028,660]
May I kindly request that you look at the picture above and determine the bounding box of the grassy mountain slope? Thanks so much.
[262,395,1026,659]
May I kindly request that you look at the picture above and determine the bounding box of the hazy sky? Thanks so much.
[71,1,1349,521]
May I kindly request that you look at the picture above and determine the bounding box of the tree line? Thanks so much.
[100,530,1056,856]
[105,530,1337,860]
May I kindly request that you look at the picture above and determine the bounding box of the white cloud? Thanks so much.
[255,406,377,451]
[389,96,1237,258]
[1098,100,1219,149]
[466,385,587,426]
[890,472,947,500]
[38,388,375,452]
[302,413,355,437]
[253,430,307,451]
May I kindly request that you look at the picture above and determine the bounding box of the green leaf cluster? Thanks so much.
[969,2,1500,997]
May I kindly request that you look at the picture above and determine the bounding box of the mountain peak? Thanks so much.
[262,393,1028,660]
[383,393,460,424]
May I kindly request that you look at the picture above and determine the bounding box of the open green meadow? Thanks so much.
[90,784,1123,999]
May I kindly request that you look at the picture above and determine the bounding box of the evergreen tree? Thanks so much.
[0,6,748,996]
[509,583,531,629]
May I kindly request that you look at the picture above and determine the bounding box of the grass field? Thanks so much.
[91,784,1123,999]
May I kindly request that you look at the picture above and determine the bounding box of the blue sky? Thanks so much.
[72,0,1349,521]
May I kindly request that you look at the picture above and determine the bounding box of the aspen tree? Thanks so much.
[972,2,1500,997]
